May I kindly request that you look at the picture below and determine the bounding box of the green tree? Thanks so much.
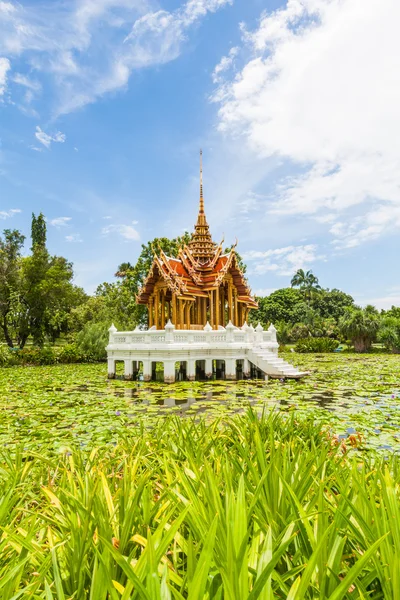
[254,288,308,326]
[31,212,47,250]
[311,288,355,320]
[291,269,321,306]
[0,229,26,347]
[339,306,380,353]
[378,316,400,353]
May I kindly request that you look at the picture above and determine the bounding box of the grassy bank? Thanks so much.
[1,410,399,599]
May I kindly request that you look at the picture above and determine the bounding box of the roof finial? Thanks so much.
[199,149,204,214]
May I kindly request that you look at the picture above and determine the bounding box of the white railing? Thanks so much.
[107,320,278,349]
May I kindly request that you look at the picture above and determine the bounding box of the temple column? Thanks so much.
[187,359,196,381]
[203,297,207,325]
[143,359,152,382]
[108,358,115,379]
[161,290,165,329]
[155,290,160,329]
[205,358,213,379]
[185,302,191,329]
[209,291,214,329]
[163,360,176,384]
[233,290,238,326]
[220,287,225,327]
[148,297,154,328]
[172,294,177,327]
[215,287,220,328]
[226,358,236,380]
[124,359,133,381]
[179,299,184,330]
[228,283,233,323]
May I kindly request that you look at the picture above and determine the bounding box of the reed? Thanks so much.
[0,410,398,598]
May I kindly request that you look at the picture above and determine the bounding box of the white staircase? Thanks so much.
[248,348,308,379]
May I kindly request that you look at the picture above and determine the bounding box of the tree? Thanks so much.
[254,288,308,326]
[0,216,85,348]
[291,269,321,306]
[0,229,25,347]
[339,306,380,353]
[311,288,355,320]
[31,212,46,250]
[379,316,400,353]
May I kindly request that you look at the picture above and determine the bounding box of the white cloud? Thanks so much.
[0,56,10,95]
[243,244,324,276]
[214,0,400,247]
[0,0,232,115]
[35,126,66,149]
[49,216,71,227]
[0,208,21,219]
[355,288,400,311]
[212,46,238,83]
[65,233,82,243]
[102,221,140,241]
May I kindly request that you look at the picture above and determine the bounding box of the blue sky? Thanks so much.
[1,0,399,308]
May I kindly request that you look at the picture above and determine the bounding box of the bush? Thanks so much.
[0,344,12,366]
[378,317,400,353]
[295,337,339,353]
[17,346,57,365]
[75,322,108,361]
[57,343,85,364]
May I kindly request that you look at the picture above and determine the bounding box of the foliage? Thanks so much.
[0,216,85,349]
[311,288,355,320]
[255,288,308,325]
[295,337,339,353]
[0,408,400,597]
[291,268,321,305]
[339,306,381,353]
[379,316,400,353]
[290,322,311,341]
[76,322,109,361]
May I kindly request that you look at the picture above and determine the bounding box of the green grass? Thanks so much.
[0,410,400,598]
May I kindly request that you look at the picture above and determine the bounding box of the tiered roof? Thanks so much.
[136,153,258,309]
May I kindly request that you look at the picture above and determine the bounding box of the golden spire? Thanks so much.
[187,150,217,265]
[199,149,204,214]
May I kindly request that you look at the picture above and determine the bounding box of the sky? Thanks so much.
[1,0,399,309]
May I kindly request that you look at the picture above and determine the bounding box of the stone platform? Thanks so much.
[106,320,307,382]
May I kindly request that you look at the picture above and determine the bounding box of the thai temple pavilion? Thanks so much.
[137,151,258,330]
[106,152,306,382]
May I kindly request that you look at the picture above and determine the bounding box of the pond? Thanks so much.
[0,352,399,453]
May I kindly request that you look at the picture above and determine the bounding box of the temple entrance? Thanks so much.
[151,361,164,382]
[213,360,225,380]
[236,359,244,380]
[176,361,188,381]
[195,360,207,381]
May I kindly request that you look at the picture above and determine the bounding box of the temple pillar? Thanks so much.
[205,358,213,379]
[203,297,207,325]
[210,291,214,329]
[228,283,233,323]
[179,299,184,330]
[108,358,115,379]
[163,360,176,384]
[155,290,160,329]
[172,294,177,327]
[225,358,236,380]
[124,359,133,380]
[220,287,225,326]
[233,290,238,327]
[161,290,165,329]
[243,358,250,378]
[148,297,154,328]
[143,359,152,382]
[215,287,220,328]
[187,359,196,381]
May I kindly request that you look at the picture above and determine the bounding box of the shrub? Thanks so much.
[378,317,400,353]
[295,337,339,353]
[0,344,11,366]
[75,322,108,361]
[57,343,81,363]
[290,323,310,341]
